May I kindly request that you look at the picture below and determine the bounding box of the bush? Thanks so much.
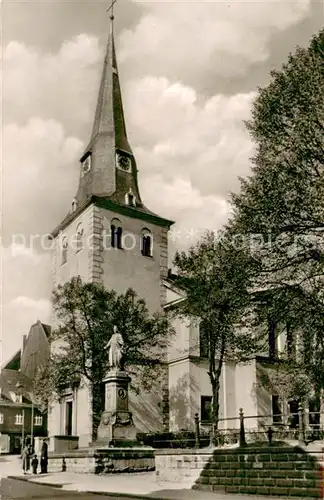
[136,430,210,449]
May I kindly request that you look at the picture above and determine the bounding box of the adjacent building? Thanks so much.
[165,276,322,435]
[0,321,50,453]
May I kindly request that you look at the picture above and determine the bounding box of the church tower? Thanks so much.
[49,13,173,447]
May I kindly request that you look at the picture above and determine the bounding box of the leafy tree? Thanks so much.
[173,232,259,442]
[34,276,170,440]
[229,29,324,395]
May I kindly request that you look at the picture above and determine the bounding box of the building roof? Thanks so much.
[0,369,33,403]
[3,350,21,371]
[2,321,50,384]
[20,321,51,380]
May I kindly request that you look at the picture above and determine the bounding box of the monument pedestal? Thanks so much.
[97,370,137,446]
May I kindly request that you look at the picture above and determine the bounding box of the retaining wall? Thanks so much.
[155,446,323,498]
[48,447,155,474]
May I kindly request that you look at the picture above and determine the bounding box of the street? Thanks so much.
[0,478,142,500]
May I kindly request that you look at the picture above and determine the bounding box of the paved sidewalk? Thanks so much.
[0,454,22,479]
[8,471,303,500]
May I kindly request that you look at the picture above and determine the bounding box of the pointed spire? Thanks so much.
[76,9,142,207]
[82,13,132,159]
[51,6,175,237]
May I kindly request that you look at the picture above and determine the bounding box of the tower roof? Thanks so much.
[75,14,147,209]
[81,18,132,161]
[51,13,174,237]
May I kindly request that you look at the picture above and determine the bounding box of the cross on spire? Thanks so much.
[107,0,117,21]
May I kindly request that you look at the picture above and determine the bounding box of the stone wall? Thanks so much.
[48,447,155,474]
[51,435,79,453]
[155,446,323,498]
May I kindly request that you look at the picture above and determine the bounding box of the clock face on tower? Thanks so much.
[116,152,131,172]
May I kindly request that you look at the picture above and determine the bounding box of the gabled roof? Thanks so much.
[3,349,21,371]
[20,321,50,379]
[0,369,33,403]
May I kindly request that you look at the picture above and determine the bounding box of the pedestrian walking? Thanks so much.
[31,454,39,474]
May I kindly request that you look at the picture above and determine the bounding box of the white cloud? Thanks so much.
[141,175,230,250]
[125,77,255,199]
[3,118,82,240]
[2,296,52,366]
[1,244,52,364]
[3,35,101,128]
[121,0,311,82]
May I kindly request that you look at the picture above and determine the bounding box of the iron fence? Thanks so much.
[137,408,324,449]
[214,408,324,447]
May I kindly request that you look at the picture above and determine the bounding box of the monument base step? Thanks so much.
[47,445,155,474]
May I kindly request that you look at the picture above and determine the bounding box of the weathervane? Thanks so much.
[107,0,117,20]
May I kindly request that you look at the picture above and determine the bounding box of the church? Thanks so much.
[47,13,301,450]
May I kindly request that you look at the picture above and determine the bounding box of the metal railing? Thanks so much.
[197,407,324,448]
[138,408,324,450]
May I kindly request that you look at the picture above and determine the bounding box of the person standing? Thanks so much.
[21,445,30,474]
[40,439,48,474]
[31,454,39,474]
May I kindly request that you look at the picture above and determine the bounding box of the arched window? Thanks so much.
[111,219,123,249]
[76,224,84,252]
[125,189,136,207]
[61,237,68,265]
[72,199,77,212]
[141,228,153,257]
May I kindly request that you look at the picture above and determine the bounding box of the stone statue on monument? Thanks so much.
[105,325,124,370]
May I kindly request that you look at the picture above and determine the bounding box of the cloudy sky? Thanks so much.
[1,0,322,363]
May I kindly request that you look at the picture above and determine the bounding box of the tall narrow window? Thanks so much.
[65,401,73,436]
[199,320,210,358]
[286,322,295,360]
[111,219,123,249]
[201,396,212,423]
[268,316,277,359]
[76,224,84,252]
[141,229,152,257]
[289,401,299,429]
[272,395,282,424]
[116,227,123,249]
[0,413,3,424]
[61,237,68,265]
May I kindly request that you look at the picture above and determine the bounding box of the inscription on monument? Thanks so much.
[118,388,126,400]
